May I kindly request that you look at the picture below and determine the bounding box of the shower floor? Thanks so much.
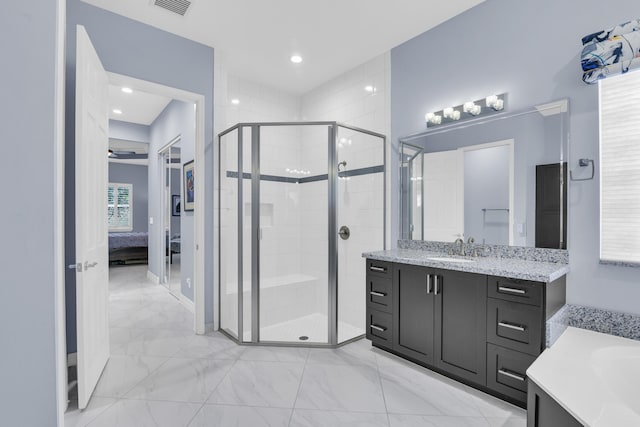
[238,312,363,344]
[260,313,364,343]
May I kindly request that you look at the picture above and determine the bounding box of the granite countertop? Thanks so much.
[362,249,569,282]
[527,327,640,426]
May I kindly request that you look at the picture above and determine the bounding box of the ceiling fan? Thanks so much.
[108,149,148,159]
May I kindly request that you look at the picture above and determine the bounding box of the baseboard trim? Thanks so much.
[177,291,195,314]
[147,270,160,284]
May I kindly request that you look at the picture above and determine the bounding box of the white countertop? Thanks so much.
[527,327,640,426]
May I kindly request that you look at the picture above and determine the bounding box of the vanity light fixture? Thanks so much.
[290,55,303,64]
[425,112,442,125]
[426,93,507,128]
[121,87,133,94]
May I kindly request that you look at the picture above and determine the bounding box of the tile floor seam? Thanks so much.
[372,345,393,427]
[200,357,240,405]
[287,353,311,426]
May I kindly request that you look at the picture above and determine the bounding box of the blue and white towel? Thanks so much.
[581,18,640,84]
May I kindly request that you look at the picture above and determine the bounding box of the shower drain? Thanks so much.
[298,336,309,341]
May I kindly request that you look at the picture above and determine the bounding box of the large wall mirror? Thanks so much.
[400,99,569,249]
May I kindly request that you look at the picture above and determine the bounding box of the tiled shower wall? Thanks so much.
[215,51,390,340]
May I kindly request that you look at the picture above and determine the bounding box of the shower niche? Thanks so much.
[219,122,386,346]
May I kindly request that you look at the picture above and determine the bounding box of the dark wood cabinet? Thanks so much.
[392,263,435,364]
[527,381,582,427]
[435,270,487,385]
[366,259,566,409]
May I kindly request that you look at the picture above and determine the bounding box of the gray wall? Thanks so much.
[65,0,215,353]
[1,2,62,425]
[464,145,510,245]
[149,100,195,301]
[391,0,640,315]
[108,163,149,233]
[110,119,150,143]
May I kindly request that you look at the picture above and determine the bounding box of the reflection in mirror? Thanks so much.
[400,99,568,249]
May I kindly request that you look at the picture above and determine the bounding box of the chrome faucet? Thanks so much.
[453,238,465,256]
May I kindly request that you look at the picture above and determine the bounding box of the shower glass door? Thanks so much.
[258,124,329,344]
[336,125,385,344]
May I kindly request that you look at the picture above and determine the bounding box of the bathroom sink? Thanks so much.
[591,346,640,415]
[426,256,476,263]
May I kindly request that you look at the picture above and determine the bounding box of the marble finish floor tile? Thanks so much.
[208,360,305,408]
[67,265,531,427]
[125,357,233,403]
[289,409,390,427]
[388,414,490,427]
[188,404,292,427]
[380,363,483,417]
[295,364,386,413]
[86,399,201,427]
[240,346,310,363]
[110,328,196,357]
[176,332,246,360]
[64,397,117,427]
[93,354,168,398]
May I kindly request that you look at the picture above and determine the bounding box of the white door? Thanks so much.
[74,25,110,410]
[423,149,464,241]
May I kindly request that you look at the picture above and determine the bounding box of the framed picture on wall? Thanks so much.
[183,160,195,211]
[172,195,181,216]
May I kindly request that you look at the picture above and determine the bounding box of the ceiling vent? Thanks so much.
[153,0,192,16]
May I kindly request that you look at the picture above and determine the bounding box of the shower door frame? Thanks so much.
[218,121,386,347]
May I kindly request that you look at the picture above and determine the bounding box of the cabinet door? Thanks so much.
[393,263,435,364]
[434,270,487,385]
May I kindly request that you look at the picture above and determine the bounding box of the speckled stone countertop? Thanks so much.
[362,249,569,283]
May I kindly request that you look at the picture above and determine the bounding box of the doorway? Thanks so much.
[159,137,182,298]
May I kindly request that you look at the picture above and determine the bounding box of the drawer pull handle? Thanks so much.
[498,369,526,382]
[498,321,526,332]
[370,324,386,332]
[370,266,387,272]
[370,291,386,297]
[498,286,526,295]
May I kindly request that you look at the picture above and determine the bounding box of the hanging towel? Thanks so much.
[581,18,640,84]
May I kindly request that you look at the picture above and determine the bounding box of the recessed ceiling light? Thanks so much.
[231,99,240,105]
[365,85,375,92]
[121,87,133,94]
[113,109,123,115]
[290,55,303,64]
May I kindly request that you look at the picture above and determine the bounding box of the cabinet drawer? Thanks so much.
[366,307,393,348]
[487,298,542,355]
[487,276,543,307]
[366,259,392,278]
[366,275,392,313]
[487,343,536,403]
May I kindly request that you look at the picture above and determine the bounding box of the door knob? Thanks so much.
[338,226,350,240]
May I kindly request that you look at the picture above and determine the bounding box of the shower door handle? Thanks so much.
[338,226,350,240]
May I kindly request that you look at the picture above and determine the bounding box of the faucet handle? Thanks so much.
[467,237,475,245]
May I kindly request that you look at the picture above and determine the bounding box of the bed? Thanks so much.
[109,232,148,264]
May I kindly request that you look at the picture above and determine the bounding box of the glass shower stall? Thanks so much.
[218,122,385,346]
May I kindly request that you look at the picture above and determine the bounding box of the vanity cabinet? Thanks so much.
[391,264,487,385]
[527,381,582,427]
[366,258,566,408]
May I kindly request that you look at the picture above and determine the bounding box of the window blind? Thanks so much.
[108,183,133,232]
[599,71,640,264]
